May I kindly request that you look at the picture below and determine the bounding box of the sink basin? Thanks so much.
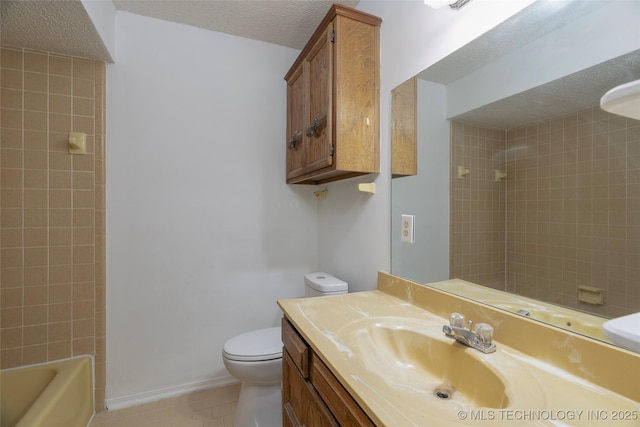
[332,315,549,424]
[349,320,510,409]
[603,312,640,353]
[280,290,639,426]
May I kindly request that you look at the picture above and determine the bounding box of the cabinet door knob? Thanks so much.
[288,131,302,149]
[306,114,327,137]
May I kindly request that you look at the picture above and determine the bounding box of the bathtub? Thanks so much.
[1,356,94,427]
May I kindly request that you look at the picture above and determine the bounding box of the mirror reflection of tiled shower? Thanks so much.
[450,108,640,318]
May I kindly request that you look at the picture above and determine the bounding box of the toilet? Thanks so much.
[222,272,348,427]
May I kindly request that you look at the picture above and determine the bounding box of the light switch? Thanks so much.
[401,214,414,243]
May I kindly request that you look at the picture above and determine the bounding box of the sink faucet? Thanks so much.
[443,313,496,354]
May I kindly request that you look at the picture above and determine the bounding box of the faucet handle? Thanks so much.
[449,312,465,327]
[475,323,494,345]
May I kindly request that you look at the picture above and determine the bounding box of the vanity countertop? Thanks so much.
[278,273,640,426]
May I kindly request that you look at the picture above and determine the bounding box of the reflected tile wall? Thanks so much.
[0,47,106,410]
[450,122,507,291]
[450,109,640,318]
[505,108,640,318]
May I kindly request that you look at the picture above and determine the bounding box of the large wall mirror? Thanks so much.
[391,0,640,347]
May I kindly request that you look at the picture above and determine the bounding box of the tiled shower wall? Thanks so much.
[450,121,507,290]
[0,47,106,409]
[451,108,640,318]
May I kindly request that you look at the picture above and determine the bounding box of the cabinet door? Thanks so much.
[311,353,375,427]
[283,350,338,427]
[283,350,304,427]
[286,64,306,180]
[391,76,417,177]
[304,22,334,174]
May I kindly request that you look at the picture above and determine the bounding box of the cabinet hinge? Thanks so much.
[330,29,335,43]
[330,144,335,156]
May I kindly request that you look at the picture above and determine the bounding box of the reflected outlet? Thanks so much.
[401,214,415,243]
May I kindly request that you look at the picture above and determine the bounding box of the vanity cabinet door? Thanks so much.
[282,316,376,427]
[283,318,338,427]
[311,353,375,427]
[283,351,338,427]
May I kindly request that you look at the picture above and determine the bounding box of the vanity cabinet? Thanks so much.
[282,317,375,427]
[285,5,381,185]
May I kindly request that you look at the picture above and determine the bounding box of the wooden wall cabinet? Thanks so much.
[282,317,375,427]
[391,77,417,177]
[285,5,381,185]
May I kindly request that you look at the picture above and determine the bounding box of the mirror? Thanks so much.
[391,0,640,346]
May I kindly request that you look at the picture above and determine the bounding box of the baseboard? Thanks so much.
[104,375,239,411]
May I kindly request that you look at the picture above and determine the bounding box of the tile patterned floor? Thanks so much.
[90,384,240,427]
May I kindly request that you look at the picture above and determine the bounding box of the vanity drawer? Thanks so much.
[311,353,375,427]
[282,317,310,378]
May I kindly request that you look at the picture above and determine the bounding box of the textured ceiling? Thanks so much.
[454,51,640,129]
[419,0,608,85]
[1,0,113,61]
[3,0,635,130]
[0,0,359,62]
[113,0,359,49]
[418,0,639,129]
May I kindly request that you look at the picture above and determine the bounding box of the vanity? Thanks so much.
[278,272,640,426]
[282,316,375,427]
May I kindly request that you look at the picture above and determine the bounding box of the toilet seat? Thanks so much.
[223,326,282,362]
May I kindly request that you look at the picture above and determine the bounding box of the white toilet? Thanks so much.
[222,272,348,427]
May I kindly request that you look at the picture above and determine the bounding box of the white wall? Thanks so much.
[105,0,541,408]
[81,0,116,61]
[319,0,536,292]
[391,80,450,283]
[106,11,314,407]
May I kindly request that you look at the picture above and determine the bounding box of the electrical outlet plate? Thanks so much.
[401,214,414,243]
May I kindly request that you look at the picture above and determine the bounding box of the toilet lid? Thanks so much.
[223,326,282,362]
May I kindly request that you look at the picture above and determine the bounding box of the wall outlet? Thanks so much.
[401,214,415,243]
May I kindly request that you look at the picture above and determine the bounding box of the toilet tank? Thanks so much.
[304,272,348,297]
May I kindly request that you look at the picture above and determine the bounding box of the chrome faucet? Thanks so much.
[443,313,496,354]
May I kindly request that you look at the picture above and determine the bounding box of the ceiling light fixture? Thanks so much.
[600,79,640,120]
[424,0,473,10]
